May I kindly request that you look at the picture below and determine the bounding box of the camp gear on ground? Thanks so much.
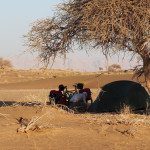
[70,102,87,113]
[59,96,66,105]
[49,83,92,112]
[88,80,150,112]
[63,86,74,101]
[49,90,66,105]
[79,88,93,103]
[69,92,87,112]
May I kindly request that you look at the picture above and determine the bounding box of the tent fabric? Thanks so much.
[88,80,150,112]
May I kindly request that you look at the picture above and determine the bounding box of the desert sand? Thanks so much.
[0,70,150,150]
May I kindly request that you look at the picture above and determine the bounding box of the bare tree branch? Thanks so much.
[24,0,150,92]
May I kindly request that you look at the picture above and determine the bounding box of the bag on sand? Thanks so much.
[49,90,66,104]
[79,88,92,103]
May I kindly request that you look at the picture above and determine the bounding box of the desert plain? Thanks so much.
[0,69,150,150]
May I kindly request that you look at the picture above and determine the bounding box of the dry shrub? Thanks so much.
[16,105,74,133]
[120,104,132,114]
[16,74,23,78]
[17,111,51,133]
[20,90,49,105]
[81,112,150,127]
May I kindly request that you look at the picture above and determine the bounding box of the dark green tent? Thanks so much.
[88,80,150,112]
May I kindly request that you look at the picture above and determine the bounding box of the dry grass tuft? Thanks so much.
[81,113,150,126]
[17,111,51,133]
[120,104,132,114]
[53,104,75,114]
[0,113,10,119]
[115,128,136,137]
[16,103,76,133]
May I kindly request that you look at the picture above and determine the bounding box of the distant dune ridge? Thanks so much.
[6,54,138,71]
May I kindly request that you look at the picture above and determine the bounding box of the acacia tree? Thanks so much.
[108,64,122,72]
[99,67,103,71]
[0,58,13,69]
[25,0,150,92]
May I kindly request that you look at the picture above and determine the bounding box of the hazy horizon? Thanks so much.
[5,52,138,72]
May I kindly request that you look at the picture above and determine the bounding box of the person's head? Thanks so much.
[58,84,65,91]
[76,83,84,89]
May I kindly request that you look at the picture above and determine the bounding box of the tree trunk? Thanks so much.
[143,57,150,93]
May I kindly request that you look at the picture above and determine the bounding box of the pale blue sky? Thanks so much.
[0,0,62,57]
[0,0,137,71]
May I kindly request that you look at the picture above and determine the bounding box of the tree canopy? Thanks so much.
[0,58,13,69]
[25,0,150,92]
[108,64,122,72]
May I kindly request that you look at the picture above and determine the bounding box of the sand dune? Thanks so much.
[0,105,150,150]
[0,73,139,90]
[0,73,149,150]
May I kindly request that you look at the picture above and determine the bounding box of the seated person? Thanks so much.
[69,92,87,109]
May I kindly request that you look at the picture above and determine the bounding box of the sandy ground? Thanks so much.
[0,73,150,150]
[0,105,150,150]
[0,73,143,90]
